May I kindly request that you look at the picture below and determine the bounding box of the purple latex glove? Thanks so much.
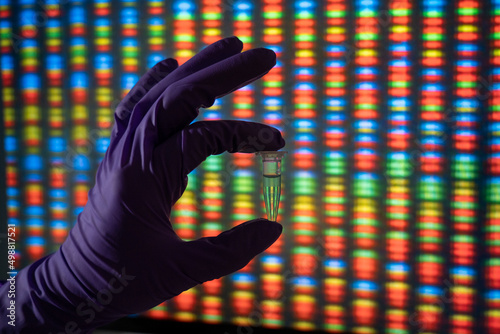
[0,36,284,333]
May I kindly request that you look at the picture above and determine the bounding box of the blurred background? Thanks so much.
[1,0,497,333]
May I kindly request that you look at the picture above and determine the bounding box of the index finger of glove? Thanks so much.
[177,120,285,177]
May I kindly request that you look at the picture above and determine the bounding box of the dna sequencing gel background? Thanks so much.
[1,0,499,333]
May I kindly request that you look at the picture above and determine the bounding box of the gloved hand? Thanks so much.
[0,36,285,333]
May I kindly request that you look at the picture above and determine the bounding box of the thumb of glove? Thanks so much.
[176,218,283,285]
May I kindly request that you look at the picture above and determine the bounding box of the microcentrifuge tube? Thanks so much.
[256,151,287,222]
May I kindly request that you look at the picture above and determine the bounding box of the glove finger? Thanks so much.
[112,58,178,137]
[144,47,276,146]
[176,219,282,286]
[177,120,285,177]
[149,120,283,207]
[123,36,243,134]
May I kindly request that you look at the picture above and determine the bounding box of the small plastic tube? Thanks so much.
[256,151,287,221]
